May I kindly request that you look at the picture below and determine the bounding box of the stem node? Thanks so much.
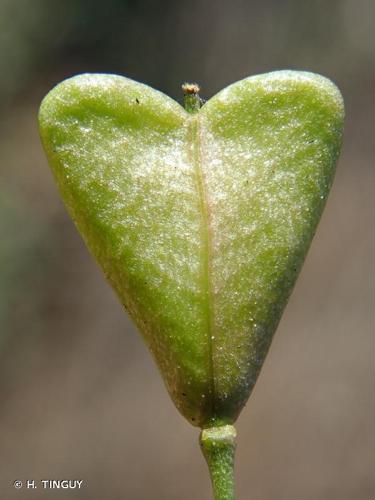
[200,424,237,500]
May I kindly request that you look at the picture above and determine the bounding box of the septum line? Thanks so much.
[190,114,216,422]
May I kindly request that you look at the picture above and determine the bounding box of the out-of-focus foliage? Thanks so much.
[2,0,374,108]
[0,0,132,103]
[0,190,40,339]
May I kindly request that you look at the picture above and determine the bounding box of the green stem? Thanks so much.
[200,425,237,500]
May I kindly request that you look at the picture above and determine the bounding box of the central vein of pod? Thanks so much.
[189,115,216,421]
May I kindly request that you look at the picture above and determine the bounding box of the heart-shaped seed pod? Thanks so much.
[39,71,344,499]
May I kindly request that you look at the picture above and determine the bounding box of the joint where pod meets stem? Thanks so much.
[200,425,237,500]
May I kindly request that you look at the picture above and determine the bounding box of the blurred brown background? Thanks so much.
[0,1,374,499]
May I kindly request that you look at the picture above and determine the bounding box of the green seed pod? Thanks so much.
[39,71,344,498]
